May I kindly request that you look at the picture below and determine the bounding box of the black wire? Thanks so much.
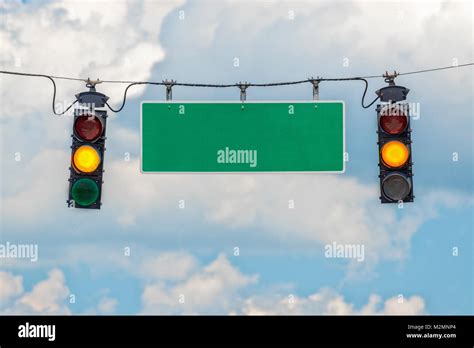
[105,77,378,112]
[2,63,472,86]
[319,77,380,108]
[0,70,78,115]
[93,63,474,85]
[1,62,472,113]
[357,78,380,109]
[99,63,472,112]
[173,82,237,88]
[397,63,473,76]
[104,82,162,112]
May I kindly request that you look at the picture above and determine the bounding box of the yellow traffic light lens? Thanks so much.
[73,145,101,173]
[381,141,409,168]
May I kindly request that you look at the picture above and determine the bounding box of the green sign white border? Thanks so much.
[140,100,346,174]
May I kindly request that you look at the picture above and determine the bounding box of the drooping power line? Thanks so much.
[0,63,472,114]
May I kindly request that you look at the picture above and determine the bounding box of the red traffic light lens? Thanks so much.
[379,106,408,135]
[74,115,103,141]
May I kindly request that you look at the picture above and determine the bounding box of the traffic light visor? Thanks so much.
[71,178,99,206]
[74,115,103,141]
[381,141,409,168]
[73,145,101,173]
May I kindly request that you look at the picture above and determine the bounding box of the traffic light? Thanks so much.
[376,79,414,203]
[67,88,108,209]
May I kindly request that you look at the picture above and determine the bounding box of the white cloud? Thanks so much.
[0,271,23,305]
[382,295,426,315]
[1,149,70,224]
[139,251,198,281]
[2,268,71,314]
[156,1,471,103]
[97,296,118,314]
[138,252,425,315]
[0,0,183,118]
[241,288,426,315]
[2,148,471,273]
[107,126,141,157]
[0,268,123,315]
[15,268,70,314]
[141,253,258,314]
[0,252,428,315]
[105,159,472,268]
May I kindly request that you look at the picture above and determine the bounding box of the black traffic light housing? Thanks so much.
[67,87,108,209]
[376,76,414,204]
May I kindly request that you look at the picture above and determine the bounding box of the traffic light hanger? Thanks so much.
[76,79,108,108]
[376,71,409,103]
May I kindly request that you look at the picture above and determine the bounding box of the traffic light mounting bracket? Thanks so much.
[376,71,410,103]
[73,78,109,109]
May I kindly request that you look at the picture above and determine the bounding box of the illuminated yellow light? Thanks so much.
[73,145,101,173]
[381,141,409,168]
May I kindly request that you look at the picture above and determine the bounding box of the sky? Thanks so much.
[0,0,472,315]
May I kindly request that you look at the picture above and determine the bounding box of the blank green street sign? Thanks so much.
[141,101,345,173]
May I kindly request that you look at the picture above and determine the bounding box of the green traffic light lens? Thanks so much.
[71,178,99,206]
